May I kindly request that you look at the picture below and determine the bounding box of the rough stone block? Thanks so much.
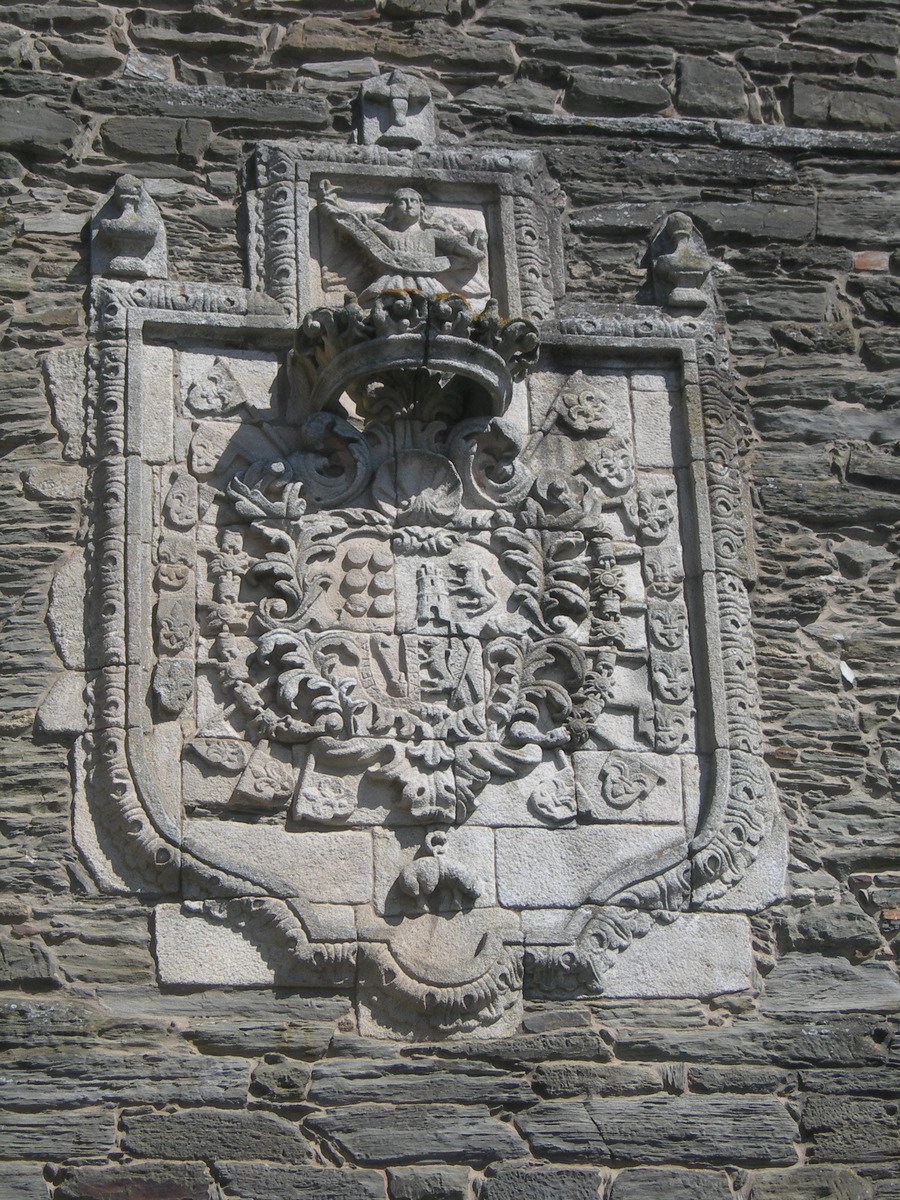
[0,1108,116,1159]
[532,1062,663,1099]
[0,1048,249,1108]
[250,1055,312,1105]
[762,954,900,1015]
[495,825,687,907]
[749,1165,875,1199]
[120,1107,314,1163]
[803,1095,900,1163]
[0,1163,48,1200]
[818,191,900,245]
[677,57,748,118]
[600,913,754,998]
[0,936,58,988]
[792,80,900,133]
[480,1164,605,1199]
[306,1103,526,1167]
[519,1095,799,1165]
[54,1162,213,1200]
[783,902,883,956]
[387,1165,471,1200]
[101,116,212,161]
[567,73,671,115]
[76,78,328,127]
[611,1167,732,1199]
[0,98,79,155]
[216,1162,388,1199]
[278,16,517,76]
[615,1017,890,1067]
[309,1057,532,1108]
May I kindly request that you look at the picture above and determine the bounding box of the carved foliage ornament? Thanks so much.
[44,141,783,1039]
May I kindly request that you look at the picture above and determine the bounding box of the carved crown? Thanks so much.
[292,291,539,420]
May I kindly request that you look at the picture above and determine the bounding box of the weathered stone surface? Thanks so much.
[677,57,748,118]
[54,1161,213,1200]
[687,1065,795,1094]
[101,116,212,161]
[278,17,517,76]
[120,1108,313,1162]
[76,78,328,127]
[792,80,900,133]
[216,1162,388,1200]
[567,73,671,115]
[0,1163,48,1200]
[762,955,900,1015]
[0,98,79,154]
[610,1167,733,1199]
[250,1055,312,1105]
[387,1165,471,1200]
[0,1048,249,1108]
[306,1104,525,1167]
[615,1018,891,1067]
[0,1108,115,1159]
[518,1095,799,1165]
[309,1057,532,1107]
[0,936,58,988]
[415,1031,614,1066]
[480,1164,605,1199]
[532,1062,663,1099]
[802,1095,900,1163]
[749,1166,875,1199]
[799,1068,900,1097]
[783,903,883,956]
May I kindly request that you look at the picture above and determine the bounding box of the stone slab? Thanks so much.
[495,825,687,907]
[611,1167,733,1200]
[518,1095,799,1165]
[216,1162,388,1200]
[481,1165,605,1200]
[0,1108,116,1160]
[182,822,373,903]
[120,1107,313,1163]
[306,1103,526,1167]
[762,954,900,1015]
[0,1047,249,1108]
[600,913,753,997]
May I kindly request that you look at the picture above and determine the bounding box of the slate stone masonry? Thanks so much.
[0,1,898,1197]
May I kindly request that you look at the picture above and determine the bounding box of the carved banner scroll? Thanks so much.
[46,88,785,1040]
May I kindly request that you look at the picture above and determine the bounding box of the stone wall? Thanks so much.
[0,2,898,1198]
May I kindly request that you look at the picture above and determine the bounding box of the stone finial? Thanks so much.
[649,211,714,312]
[357,69,435,148]
[91,174,168,280]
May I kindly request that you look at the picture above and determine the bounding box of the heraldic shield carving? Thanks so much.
[41,85,787,1039]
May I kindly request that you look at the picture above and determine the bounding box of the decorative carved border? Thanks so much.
[244,141,564,323]
[68,277,779,1015]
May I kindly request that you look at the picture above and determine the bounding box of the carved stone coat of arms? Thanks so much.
[41,78,786,1039]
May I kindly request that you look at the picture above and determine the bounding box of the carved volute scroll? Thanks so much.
[50,89,785,1040]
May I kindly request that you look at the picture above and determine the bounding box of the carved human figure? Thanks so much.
[93,175,168,280]
[318,181,488,302]
[358,68,435,148]
[650,211,713,311]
